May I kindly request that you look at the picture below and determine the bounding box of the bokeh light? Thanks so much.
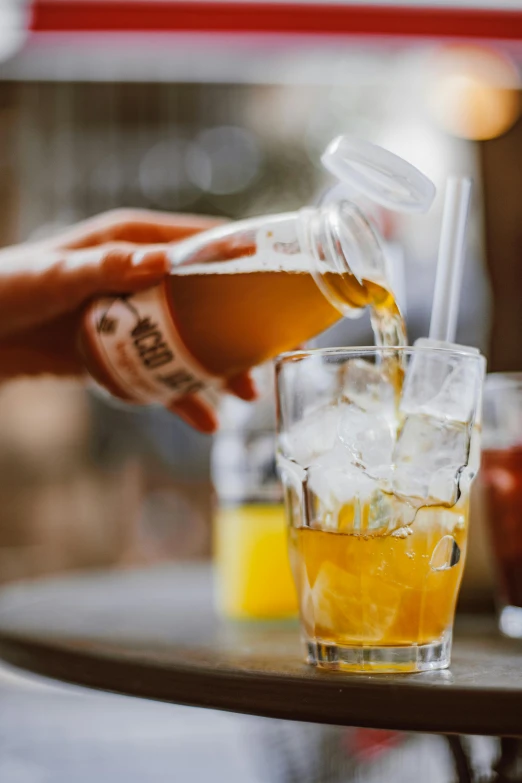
[139,138,199,209]
[187,126,261,196]
[429,45,521,141]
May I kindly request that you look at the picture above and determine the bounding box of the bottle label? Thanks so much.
[85,284,221,412]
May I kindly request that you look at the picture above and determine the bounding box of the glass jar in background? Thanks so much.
[212,364,298,620]
[482,373,522,638]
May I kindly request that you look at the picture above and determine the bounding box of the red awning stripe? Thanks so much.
[30,2,522,40]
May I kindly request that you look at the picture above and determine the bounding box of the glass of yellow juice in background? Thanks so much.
[212,364,298,621]
[214,503,297,620]
[276,346,485,672]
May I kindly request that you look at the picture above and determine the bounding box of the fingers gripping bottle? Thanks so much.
[79,138,435,422]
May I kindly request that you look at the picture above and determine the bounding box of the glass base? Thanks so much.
[499,605,522,639]
[306,631,452,673]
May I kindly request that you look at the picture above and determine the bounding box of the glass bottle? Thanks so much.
[78,137,435,419]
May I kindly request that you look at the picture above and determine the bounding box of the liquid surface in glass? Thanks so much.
[289,503,467,649]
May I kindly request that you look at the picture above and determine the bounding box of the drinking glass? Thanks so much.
[482,373,522,638]
[275,345,485,672]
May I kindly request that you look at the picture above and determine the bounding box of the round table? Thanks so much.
[0,564,521,781]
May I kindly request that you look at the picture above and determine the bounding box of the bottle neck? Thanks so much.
[299,201,387,319]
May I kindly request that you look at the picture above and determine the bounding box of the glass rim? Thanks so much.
[275,344,485,366]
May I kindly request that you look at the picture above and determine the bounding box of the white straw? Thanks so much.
[429,177,472,344]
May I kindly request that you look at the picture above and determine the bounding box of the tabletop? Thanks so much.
[0,563,521,737]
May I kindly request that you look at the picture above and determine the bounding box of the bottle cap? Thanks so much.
[322,136,436,214]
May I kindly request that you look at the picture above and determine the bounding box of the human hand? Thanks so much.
[0,209,256,432]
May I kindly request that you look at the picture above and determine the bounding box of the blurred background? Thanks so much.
[0,1,521,780]
[1,4,521,586]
